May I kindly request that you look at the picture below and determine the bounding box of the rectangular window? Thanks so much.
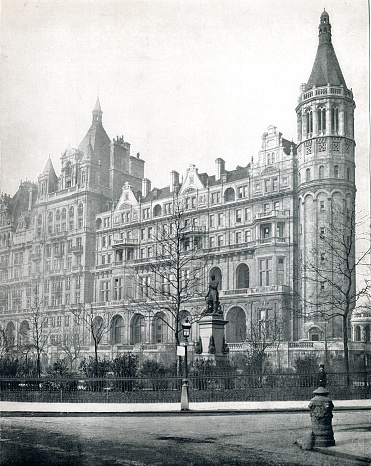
[235,232,242,244]
[211,192,221,205]
[274,201,280,211]
[320,227,325,239]
[235,209,242,223]
[209,215,215,228]
[277,222,285,238]
[217,213,223,226]
[66,277,71,291]
[114,278,122,300]
[65,315,70,327]
[263,203,270,213]
[209,236,215,248]
[277,257,285,285]
[100,281,110,301]
[237,185,248,198]
[272,178,278,192]
[245,230,251,242]
[218,235,224,247]
[264,179,271,193]
[259,258,272,286]
[244,208,251,222]
[57,316,62,327]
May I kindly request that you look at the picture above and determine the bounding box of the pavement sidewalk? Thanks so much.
[1,399,370,464]
[1,398,371,415]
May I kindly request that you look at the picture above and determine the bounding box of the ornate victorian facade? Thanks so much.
[1,11,366,367]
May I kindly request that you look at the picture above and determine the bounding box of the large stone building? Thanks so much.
[0,10,367,368]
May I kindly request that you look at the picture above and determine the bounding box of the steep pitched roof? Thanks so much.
[305,10,347,90]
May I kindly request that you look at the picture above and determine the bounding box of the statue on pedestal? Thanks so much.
[204,275,222,315]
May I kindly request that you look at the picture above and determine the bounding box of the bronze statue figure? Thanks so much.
[205,275,221,314]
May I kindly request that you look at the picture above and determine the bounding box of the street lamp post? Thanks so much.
[180,317,191,411]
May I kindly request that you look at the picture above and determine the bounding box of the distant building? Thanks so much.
[1,11,366,368]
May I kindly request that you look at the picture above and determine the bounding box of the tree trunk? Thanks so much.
[343,314,350,385]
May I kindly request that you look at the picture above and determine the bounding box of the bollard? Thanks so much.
[308,386,335,447]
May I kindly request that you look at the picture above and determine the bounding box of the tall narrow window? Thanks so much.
[331,107,339,133]
[318,108,326,133]
[334,165,339,179]
[306,111,313,136]
[319,166,324,179]
[306,168,311,182]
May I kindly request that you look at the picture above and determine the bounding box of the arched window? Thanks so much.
[131,313,145,344]
[318,166,324,179]
[236,263,250,289]
[6,321,15,348]
[306,110,313,136]
[354,325,361,342]
[61,208,66,219]
[365,325,370,342]
[331,107,339,133]
[318,107,326,132]
[306,168,311,182]
[224,187,235,202]
[334,165,339,179]
[152,312,168,343]
[19,321,30,346]
[153,204,162,217]
[91,316,105,345]
[96,218,102,230]
[111,315,125,344]
[209,266,222,291]
[226,307,246,342]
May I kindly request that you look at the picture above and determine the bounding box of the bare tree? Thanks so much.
[70,303,109,373]
[51,314,83,371]
[299,207,370,378]
[123,194,207,358]
[19,306,50,377]
[244,304,285,372]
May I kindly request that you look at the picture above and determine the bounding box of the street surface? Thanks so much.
[1,411,369,465]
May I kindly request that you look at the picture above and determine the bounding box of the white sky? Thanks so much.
[0,0,369,219]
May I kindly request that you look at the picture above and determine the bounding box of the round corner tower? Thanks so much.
[295,10,357,341]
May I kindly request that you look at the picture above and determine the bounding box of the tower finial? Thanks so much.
[92,96,102,124]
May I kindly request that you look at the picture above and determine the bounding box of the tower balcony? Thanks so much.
[297,85,354,105]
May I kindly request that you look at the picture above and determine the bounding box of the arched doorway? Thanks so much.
[111,315,125,344]
[5,321,15,348]
[131,314,146,344]
[226,307,246,342]
[152,312,168,343]
[19,321,30,346]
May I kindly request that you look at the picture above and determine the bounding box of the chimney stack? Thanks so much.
[142,178,151,198]
[215,158,225,181]
[170,170,180,192]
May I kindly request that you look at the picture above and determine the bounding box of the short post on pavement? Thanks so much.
[308,364,335,447]
[180,317,191,411]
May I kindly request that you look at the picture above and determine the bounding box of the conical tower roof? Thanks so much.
[305,10,347,91]
[41,156,57,177]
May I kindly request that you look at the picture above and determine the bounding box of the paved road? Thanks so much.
[1,411,369,465]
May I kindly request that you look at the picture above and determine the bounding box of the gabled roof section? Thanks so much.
[115,182,140,210]
[143,186,172,203]
[305,10,347,91]
[179,164,206,195]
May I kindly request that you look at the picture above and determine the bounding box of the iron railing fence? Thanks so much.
[0,371,369,403]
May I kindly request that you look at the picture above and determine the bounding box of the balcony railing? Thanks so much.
[222,285,291,296]
[112,239,138,248]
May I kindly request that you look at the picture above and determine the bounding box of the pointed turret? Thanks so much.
[92,96,103,124]
[305,10,347,91]
[38,156,58,195]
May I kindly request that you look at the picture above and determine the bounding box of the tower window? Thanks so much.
[318,108,326,133]
[331,107,339,133]
[306,111,313,136]
[306,168,311,182]
[319,166,324,179]
[334,165,339,179]
[347,167,351,180]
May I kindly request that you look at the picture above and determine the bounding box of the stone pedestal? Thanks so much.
[197,314,229,364]
[308,386,335,447]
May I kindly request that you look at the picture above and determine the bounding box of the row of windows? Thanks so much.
[303,107,349,137]
[301,166,351,183]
